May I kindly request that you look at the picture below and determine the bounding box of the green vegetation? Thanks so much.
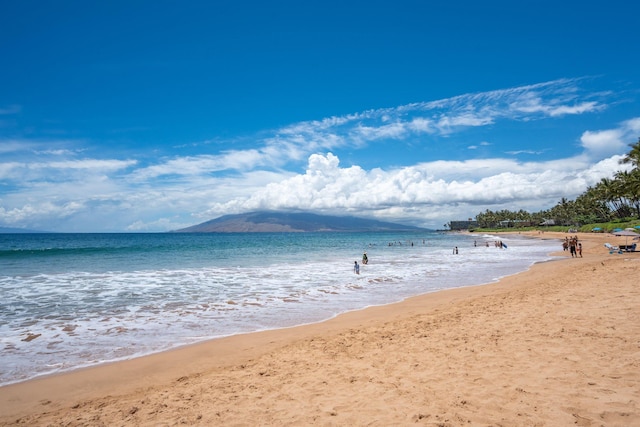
[470,138,640,233]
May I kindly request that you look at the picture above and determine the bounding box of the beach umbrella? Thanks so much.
[591,227,602,231]
[612,229,639,248]
[635,225,640,229]
[613,230,638,236]
[612,228,623,232]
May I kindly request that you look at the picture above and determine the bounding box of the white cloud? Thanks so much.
[129,150,270,181]
[469,141,491,150]
[353,122,408,141]
[0,200,84,225]
[202,151,626,228]
[250,77,611,162]
[0,158,137,181]
[622,117,640,135]
[0,147,629,231]
[33,148,85,156]
[580,129,625,157]
[0,140,36,154]
[39,159,137,171]
[126,217,189,232]
[505,149,545,155]
[437,111,494,131]
[0,138,86,155]
[548,101,601,116]
[580,117,640,159]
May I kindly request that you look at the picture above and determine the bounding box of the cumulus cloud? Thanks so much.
[204,151,627,227]
[580,129,625,157]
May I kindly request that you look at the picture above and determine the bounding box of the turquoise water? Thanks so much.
[0,231,558,385]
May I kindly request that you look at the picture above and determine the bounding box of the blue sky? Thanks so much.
[1,1,639,232]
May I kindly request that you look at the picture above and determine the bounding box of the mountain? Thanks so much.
[173,211,424,233]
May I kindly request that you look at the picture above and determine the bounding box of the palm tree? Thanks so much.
[617,169,640,217]
[576,187,610,222]
[476,209,498,228]
[620,138,640,168]
[596,177,627,218]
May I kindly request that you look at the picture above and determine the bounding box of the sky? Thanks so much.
[1,0,639,232]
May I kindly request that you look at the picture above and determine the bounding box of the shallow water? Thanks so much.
[0,231,558,385]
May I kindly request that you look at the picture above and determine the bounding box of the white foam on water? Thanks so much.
[0,233,559,385]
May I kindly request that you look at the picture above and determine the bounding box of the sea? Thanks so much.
[0,231,559,386]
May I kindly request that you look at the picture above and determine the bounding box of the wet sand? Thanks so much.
[1,231,639,426]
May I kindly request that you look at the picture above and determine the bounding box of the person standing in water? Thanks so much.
[354,261,360,274]
[362,252,368,265]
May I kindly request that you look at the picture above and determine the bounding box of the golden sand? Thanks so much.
[1,231,638,426]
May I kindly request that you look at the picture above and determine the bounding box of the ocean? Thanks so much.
[0,231,559,386]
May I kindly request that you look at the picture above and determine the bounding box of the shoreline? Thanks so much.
[0,241,554,390]
[2,231,639,425]
[0,235,551,387]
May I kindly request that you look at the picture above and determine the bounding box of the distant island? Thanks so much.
[173,211,425,233]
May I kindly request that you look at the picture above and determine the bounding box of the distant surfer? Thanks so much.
[362,252,368,264]
[354,261,360,274]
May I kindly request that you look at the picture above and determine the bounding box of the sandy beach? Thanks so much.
[1,231,638,426]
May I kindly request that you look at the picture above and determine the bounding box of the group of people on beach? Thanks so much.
[563,236,582,257]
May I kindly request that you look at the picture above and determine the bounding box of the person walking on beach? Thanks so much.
[578,242,583,257]
[354,261,360,274]
[569,237,578,258]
